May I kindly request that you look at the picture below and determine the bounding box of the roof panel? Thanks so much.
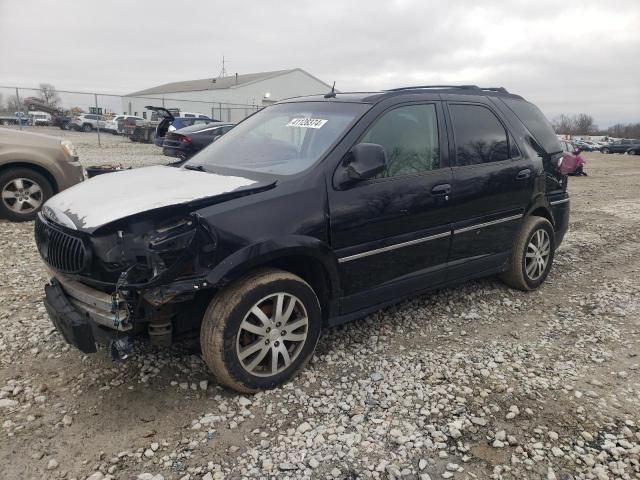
[126,69,297,96]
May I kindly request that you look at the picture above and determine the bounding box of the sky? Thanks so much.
[0,0,639,127]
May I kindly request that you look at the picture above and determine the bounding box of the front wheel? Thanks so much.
[500,216,555,291]
[0,168,53,221]
[601,147,610,154]
[200,268,321,393]
[82,123,93,132]
[628,150,636,155]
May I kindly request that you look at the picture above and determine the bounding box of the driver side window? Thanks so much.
[360,104,440,178]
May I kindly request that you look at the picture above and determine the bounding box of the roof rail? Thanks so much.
[385,85,480,92]
[385,85,510,94]
[481,87,509,93]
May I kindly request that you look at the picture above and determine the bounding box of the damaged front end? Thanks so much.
[36,209,218,358]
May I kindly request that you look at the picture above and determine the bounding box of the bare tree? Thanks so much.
[6,94,25,112]
[552,113,599,136]
[607,123,640,139]
[0,92,3,111]
[573,114,597,135]
[39,83,61,107]
[552,114,574,135]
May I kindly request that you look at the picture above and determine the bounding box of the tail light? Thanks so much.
[179,135,192,143]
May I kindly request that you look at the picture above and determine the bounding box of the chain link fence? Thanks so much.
[0,85,263,144]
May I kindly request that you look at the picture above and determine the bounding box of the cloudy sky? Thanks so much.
[1,0,638,127]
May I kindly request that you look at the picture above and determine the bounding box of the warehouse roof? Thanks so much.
[126,68,330,96]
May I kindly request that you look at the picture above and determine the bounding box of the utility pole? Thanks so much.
[94,93,101,146]
[15,87,22,130]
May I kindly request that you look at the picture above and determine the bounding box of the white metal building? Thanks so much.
[122,69,331,122]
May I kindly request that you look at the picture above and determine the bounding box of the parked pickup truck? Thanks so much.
[601,139,640,154]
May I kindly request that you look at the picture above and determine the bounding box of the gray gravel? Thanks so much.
[0,132,639,479]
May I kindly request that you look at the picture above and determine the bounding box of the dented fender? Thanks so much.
[205,235,341,298]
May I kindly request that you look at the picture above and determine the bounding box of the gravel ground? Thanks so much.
[0,128,639,480]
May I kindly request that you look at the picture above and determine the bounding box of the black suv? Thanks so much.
[35,85,569,392]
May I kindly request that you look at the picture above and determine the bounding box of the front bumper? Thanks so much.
[43,271,131,353]
[56,160,85,190]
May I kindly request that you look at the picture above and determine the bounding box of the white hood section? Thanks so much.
[44,165,257,231]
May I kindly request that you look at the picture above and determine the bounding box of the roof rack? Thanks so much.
[481,87,509,93]
[385,85,509,94]
[385,85,479,91]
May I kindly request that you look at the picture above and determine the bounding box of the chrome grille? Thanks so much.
[35,215,87,274]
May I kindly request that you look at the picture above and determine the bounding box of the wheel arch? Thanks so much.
[0,161,59,193]
[206,236,341,323]
[528,205,554,226]
[524,193,554,227]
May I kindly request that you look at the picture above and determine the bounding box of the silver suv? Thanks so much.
[0,128,84,221]
[70,114,107,132]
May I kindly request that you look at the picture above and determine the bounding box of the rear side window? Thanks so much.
[184,113,195,118]
[449,104,509,165]
[501,98,562,154]
[361,103,440,178]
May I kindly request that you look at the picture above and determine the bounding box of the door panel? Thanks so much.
[445,102,533,272]
[328,102,453,313]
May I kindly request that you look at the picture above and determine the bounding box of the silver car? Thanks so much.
[0,128,84,221]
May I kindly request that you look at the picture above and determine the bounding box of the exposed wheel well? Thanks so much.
[254,256,333,324]
[0,162,58,193]
[530,207,553,226]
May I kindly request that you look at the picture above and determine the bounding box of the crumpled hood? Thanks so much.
[43,165,270,232]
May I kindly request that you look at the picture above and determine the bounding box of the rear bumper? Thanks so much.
[549,195,570,247]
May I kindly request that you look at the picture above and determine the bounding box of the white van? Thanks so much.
[29,111,52,126]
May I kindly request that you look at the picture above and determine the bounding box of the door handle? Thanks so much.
[431,183,451,195]
[516,169,531,180]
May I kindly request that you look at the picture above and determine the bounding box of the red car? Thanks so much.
[559,140,587,176]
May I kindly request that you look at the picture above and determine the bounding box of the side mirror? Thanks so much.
[335,143,387,188]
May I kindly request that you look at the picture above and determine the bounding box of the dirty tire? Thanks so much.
[628,149,636,155]
[0,167,53,222]
[200,268,322,393]
[500,216,556,291]
[82,123,92,132]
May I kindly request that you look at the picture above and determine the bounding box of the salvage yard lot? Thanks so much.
[1,128,639,479]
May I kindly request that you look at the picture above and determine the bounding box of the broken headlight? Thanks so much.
[147,217,198,277]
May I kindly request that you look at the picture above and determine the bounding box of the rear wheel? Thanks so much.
[500,216,555,291]
[200,268,321,393]
[628,150,636,155]
[601,147,610,154]
[0,168,53,222]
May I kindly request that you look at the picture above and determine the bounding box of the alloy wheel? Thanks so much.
[1,178,44,215]
[236,292,309,377]
[525,229,551,281]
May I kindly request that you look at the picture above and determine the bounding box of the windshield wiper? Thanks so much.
[184,164,207,172]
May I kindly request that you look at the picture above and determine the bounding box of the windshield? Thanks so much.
[186,102,369,175]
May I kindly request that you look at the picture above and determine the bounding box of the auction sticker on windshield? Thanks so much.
[286,118,328,129]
